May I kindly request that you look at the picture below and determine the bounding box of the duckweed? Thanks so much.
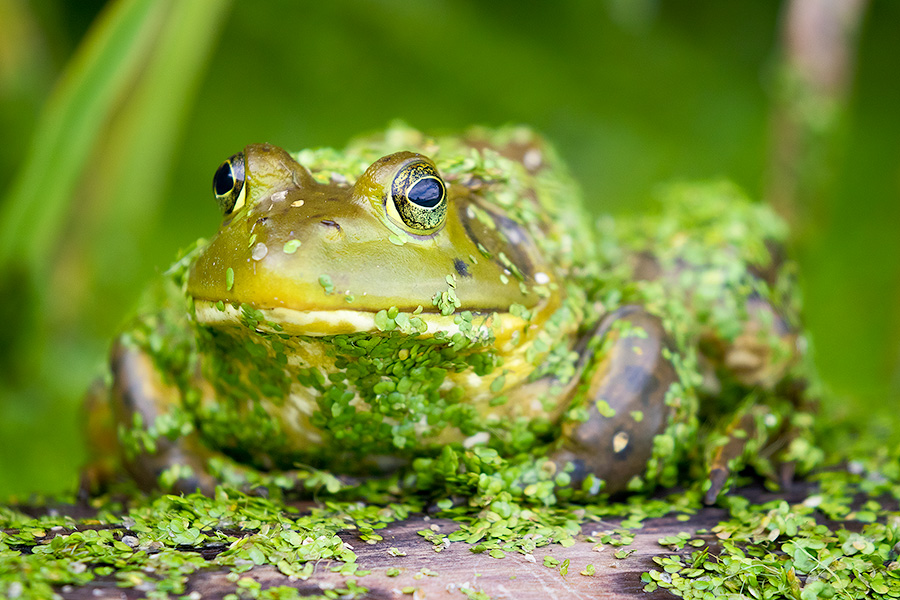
[4,443,900,598]
[26,126,892,598]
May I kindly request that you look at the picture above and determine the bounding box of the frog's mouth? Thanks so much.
[192,298,530,344]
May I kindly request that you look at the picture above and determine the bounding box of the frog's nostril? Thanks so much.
[320,220,342,231]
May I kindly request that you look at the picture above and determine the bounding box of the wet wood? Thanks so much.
[13,484,841,599]
[46,499,741,600]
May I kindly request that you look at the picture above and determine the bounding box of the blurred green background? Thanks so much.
[1,0,898,497]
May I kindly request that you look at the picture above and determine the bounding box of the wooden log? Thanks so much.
[45,502,736,600]
[10,482,886,600]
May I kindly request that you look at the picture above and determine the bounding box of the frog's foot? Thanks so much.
[704,411,756,504]
[106,338,220,495]
[703,402,799,504]
[554,306,679,495]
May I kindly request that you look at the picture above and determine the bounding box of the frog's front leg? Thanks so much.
[554,305,679,494]
[85,337,221,495]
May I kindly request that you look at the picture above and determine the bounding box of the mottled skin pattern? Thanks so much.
[83,126,814,500]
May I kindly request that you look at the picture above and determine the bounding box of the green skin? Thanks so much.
[84,125,817,501]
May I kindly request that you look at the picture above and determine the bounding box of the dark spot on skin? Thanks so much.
[320,220,342,231]
[639,373,662,408]
[255,217,269,226]
[622,364,652,395]
[453,258,471,278]
[622,358,668,411]
[565,457,591,483]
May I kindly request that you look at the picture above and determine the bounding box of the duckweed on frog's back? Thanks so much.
[84,125,821,501]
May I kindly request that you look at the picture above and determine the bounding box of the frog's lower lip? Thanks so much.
[192,299,528,338]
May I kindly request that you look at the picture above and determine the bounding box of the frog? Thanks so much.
[83,124,820,502]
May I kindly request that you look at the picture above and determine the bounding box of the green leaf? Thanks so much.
[1,0,231,273]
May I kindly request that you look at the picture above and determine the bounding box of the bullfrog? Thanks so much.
[84,125,819,502]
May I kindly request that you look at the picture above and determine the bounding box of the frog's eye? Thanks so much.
[390,159,447,232]
[213,152,246,215]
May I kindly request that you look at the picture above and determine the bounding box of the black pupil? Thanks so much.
[214,162,234,196]
[407,178,442,208]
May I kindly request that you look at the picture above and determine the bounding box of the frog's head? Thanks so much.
[187,141,561,337]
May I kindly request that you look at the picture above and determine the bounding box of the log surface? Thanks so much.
[11,485,846,599]
[51,505,737,600]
